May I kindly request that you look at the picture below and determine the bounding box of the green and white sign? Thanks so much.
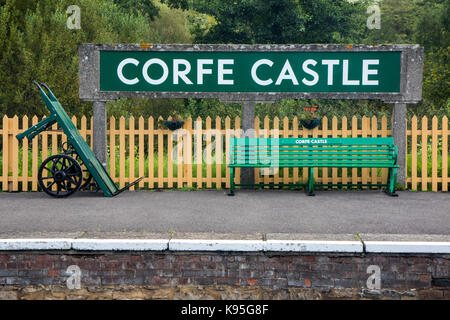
[99,51,401,93]
[79,44,423,102]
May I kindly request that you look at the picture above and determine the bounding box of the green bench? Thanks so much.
[228,137,398,196]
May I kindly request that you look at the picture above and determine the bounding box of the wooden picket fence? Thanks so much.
[1,115,448,192]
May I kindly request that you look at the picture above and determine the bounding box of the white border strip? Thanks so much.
[0,239,72,250]
[71,239,168,251]
[264,240,362,253]
[365,241,450,254]
[0,239,449,254]
[169,239,264,252]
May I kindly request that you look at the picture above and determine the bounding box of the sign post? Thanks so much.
[79,44,423,187]
[92,101,107,169]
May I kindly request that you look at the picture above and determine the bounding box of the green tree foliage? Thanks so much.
[362,0,449,114]
[190,0,367,44]
[414,0,449,112]
[0,0,192,117]
[0,0,448,120]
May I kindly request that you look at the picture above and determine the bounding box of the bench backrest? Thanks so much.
[230,137,397,167]
[36,85,119,196]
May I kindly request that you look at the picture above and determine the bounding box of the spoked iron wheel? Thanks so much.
[38,154,83,198]
[62,143,93,190]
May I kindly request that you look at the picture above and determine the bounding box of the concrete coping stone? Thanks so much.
[364,241,450,254]
[71,239,168,251]
[0,239,72,251]
[0,239,449,254]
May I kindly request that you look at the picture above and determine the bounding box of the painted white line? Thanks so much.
[169,239,264,252]
[0,239,448,254]
[264,240,363,253]
[365,241,450,254]
[71,239,168,251]
[0,239,71,250]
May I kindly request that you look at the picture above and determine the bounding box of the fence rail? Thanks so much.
[1,115,448,192]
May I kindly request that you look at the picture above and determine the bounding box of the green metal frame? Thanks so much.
[16,82,142,197]
[228,137,399,197]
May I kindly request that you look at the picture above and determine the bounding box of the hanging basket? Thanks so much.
[300,118,321,130]
[165,120,184,131]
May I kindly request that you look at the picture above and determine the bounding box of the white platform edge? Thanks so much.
[0,239,72,250]
[0,239,449,254]
[168,239,264,252]
[364,241,450,253]
[264,240,363,252]
[71,239,168,251]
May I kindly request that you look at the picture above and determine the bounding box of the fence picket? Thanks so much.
[322,116,329,187]
[148,117,154,188]
[411,116,418,190]
[302,119,308,184]
[215,117,222,189]
[421,116,428,191]
[273,117,281,186]
[351,116,358,187]
[138,116,144,188]
[157,116,164,188]
[129,116,135,190]
[234,116,241,186]
[110,116,116,183]
[185,118,193,188]
[177,120,183,188]
[3,116,9,191]
[263,116,270,187]
[293,116,299,185]
[195,117,202,188]
[442,116,448,191]
[225,117,231,188]
[31,116,39,191]
[119,116,126,189]
[381,116,388,184]
[167,119,173,188]
[254,117,261,185]
[431,116,438,192]
[371,116,378,187]
[41,116,48,184]
[341,117,348,186]
[331,116,338,188]
[206,117,212,188]
[11,116,19,191]
[22,116,29,191]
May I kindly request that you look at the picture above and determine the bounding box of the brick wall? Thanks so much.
[0,252,448,300]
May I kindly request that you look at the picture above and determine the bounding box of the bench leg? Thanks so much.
[307,167,315,196]
[384,167,399,197]
[228,167,235,196]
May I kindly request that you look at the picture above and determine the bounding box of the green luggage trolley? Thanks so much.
[16,82,142,197]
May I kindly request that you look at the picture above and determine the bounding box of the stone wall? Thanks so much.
[0,251,448,300]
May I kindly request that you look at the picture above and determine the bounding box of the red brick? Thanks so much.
[47,269,60,277]
[418,289,444,300]
[419,274,431,281]
[304,279,311,287]
[444,290,450,300]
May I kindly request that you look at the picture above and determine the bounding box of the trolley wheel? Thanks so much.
[38,154,83,198]
[64,150,93,190]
